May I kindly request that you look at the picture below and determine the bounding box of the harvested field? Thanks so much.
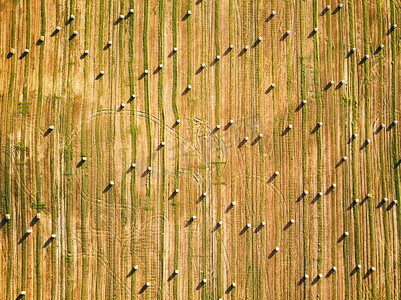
[1,0,401,299]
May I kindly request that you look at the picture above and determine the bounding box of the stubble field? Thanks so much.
[1,0,401,299]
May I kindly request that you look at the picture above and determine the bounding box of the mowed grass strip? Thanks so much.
[34,0,47,298]
[117,0,128,298]
[200,1,208,299]
[287,0,296,296]
[390,0,401,292]
[128,0,138,296]
[65,4,78,297]
[214,0,224,298]
[311,0,323,295]
[313,0,324,295]
[95,0,105,298]
[337,3,350,298]
[241,1,253,298]
[80,0,91,298]
[376,0,391,298]
[65,0,78,297]
[347,1,363,298]
[143,0,152,298]
[325,5,339,298]
[21,0,32,294]
[362,0,376,297]
[106,1,115,297]
[228,0,237,298]
[172,0,180,299]
[270,0,281,298]
[186,0,195,298]
[5,1,19,298]
[50,2,61,296]
[157,0,166,298]
[256,0,266,297]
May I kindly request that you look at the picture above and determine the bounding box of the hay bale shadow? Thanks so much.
[0,217,7,229]
[138,284,149,294]
[168,271,178,281]
[280,32,290,41]
[268,249,278,259]
[308,30,317,39]
[51,29,60,37]
[210,57,219,66]
[196,280,206,290]
[332,5,342,15]
[283,221,293,231]
[311,193,322,204]
[297,192,307,203]
[223,46,233,56]
[386,26,396,36]
[310,124,321,134]
[254,224,263,233]
[335,158,345,168]
[265,85,274,94]
[350,266,360,276]
[211,222,221,233]
[239,225,250,235]
[337,233,347,243]
[18,232,30,244]
[358,56,369,65]
[185,218,195,228]
[320,7,329,16]
[103,183,113,193]
[267,173,278,184]
[325,186,335,195]
[30,216,39,227]
[238,47,247,56]
[225,284,235,294]
[126,267,137,278]
[386,201,397,211]
[281,126,291,136]
[237,138,248,148]
[363,269,374,279]
[326,268,335,278]
[265,13,275,22]
[298,276,307,286]
[225,203,234,213]
[141,169,150,177]
[42,235,55,248]
[138,71,147,80]
[251,136,261,145]
[182,12,190,21]
[311,275,321,285]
